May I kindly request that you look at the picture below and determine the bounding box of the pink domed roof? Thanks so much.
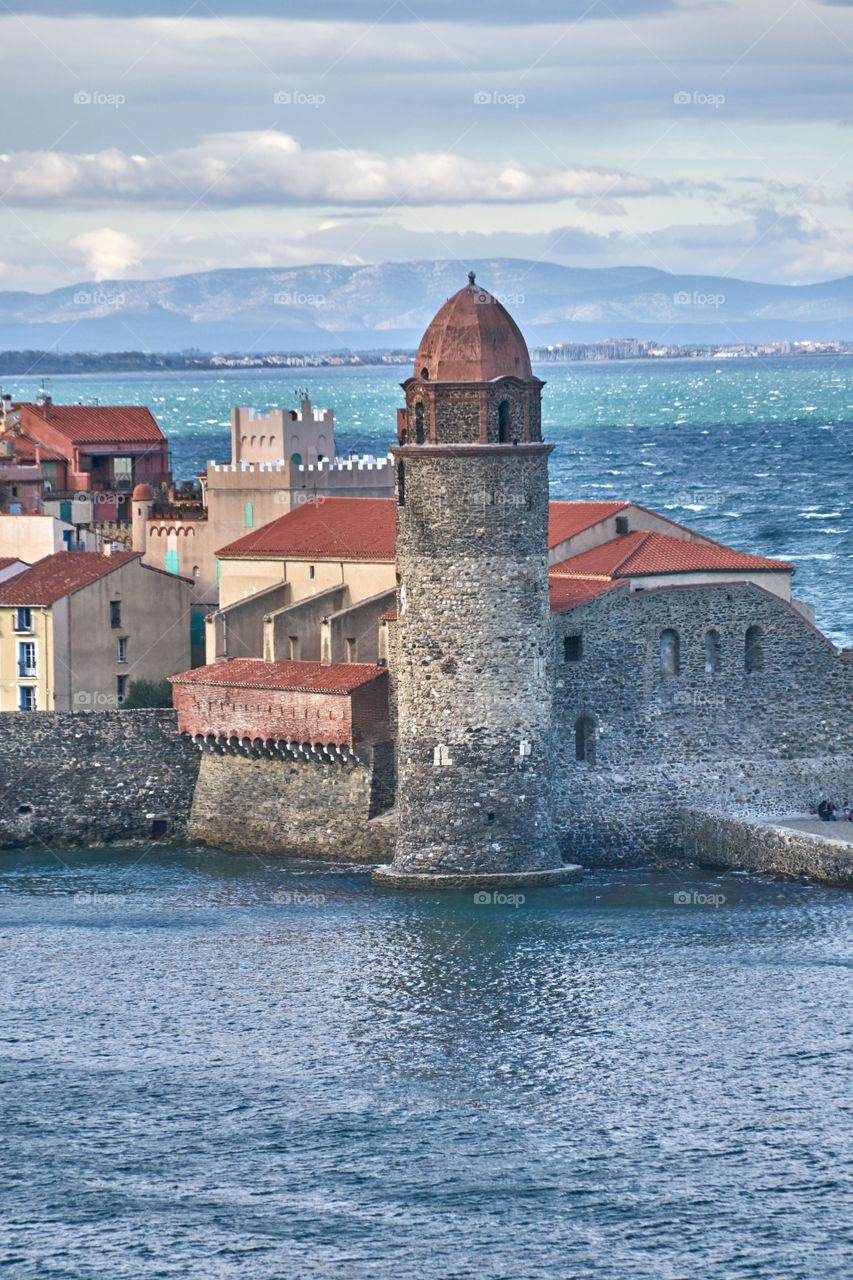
[415,272,533,382]
[132,483,154,501]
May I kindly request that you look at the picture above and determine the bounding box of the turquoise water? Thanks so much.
[2,846,853,1279]
[5,356,853,643]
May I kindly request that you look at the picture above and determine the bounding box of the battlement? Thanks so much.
[299,454,394,474]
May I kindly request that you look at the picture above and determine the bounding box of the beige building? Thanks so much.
[0,512,101,561]
[231,397,334,467]
[0,550,191,711]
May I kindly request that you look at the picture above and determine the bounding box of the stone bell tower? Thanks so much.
[374,272,577,888]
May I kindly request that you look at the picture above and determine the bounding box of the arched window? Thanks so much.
[290,452,302,466]
[745,624,764,673]
[704,629,721,674]
[414,402,425,444]
[660,628,680,676]
[421,367,429,380]
[575,714,596,764]
[498,400,510,443]
[397,459,405,506]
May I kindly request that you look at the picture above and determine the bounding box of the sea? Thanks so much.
[2,357,853,1278]
[5,355,853,646]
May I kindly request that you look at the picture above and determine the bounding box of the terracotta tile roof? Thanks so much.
[217,497,654,560]
[170,659,388,695]
[380,609,397,621]
[3,434,67,463]
[548,500,629,545]
[217,497,397,560]
[550,530,793,578]
[0,550,138,605]
[549,576,625,613]
[17,403,166,444]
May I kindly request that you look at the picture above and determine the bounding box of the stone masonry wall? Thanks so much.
[187,747,394,862]
[0,710,200,849]
[684,811,853,887]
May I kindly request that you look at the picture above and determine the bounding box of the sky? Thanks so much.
[2,0,853,292]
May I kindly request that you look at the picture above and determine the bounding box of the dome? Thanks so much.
[414,271,532,382]
[132,483,154,501]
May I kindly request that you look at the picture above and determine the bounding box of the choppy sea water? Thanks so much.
[5,355,853,644]
[2,847,853,1278]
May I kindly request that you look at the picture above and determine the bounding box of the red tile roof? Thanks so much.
[217,497,661,560]
[17,403,166,444]
[0,551,138,605]
[548,500,629,546]
[550,530,793,578]
[217,497,397,560]
[4,434,67,463]
[549,576,625,613]
[170,659,388,695]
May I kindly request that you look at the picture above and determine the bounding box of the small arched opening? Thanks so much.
[575,714,596,764]
[414,402,425,444]
[745,624,764,673]
[421,367,429,380]
[498,400,510,443]
[660,628,680,676]
[704,628,721,674]
[397,459,405,506]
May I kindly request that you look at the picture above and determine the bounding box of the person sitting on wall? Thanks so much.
[817,799,831,821]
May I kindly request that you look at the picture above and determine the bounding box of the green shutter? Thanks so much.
[245,501,254,529]
[59,500,72,523]
[166,548,179,574]
[190,613,205,643]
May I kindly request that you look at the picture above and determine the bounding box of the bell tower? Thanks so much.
[374,273,578,889]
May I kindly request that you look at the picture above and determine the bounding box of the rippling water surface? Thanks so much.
[6,356,853,644]
[2,847,853,1278]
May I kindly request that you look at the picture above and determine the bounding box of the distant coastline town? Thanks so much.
[1,338,853,376]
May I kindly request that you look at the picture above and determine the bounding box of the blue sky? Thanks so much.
[2,0,853,290]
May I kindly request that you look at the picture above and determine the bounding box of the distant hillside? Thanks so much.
[3,259,853,352]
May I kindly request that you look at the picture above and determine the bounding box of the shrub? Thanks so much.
[122,677,173,709]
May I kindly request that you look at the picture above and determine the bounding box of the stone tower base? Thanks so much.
[371,863,582,890]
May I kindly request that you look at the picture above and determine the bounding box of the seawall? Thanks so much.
[0,710,200,848]
[684,812,853,887]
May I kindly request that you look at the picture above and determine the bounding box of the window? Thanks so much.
[421,367,429,380]
[14,607,33,632]
[615,515,630,536]
[18,685,37,711]
[309,565,315,580]
[17,641,36,677]
[165,548,179,575]
[116,674,128,704]
[498,400,510,443]
[288,635,300,660]
[564,634,582,663]
[290,452,302,466]
[192,565,200,579]
[660,628,680,676]
[109,600,121,628]
[414,402,425,444]
[113,456,133,487]
[244,501,254,529]
[745,624,764,673]
[575,714,596,764]
[704,629,721,674]
[345,637,357,662]
[398,459,405,506]
[117,637,128,664]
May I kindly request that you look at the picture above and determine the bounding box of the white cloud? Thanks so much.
[70,226,141,279]
[0,131,667,208]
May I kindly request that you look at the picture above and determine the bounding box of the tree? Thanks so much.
[121,677,173,708]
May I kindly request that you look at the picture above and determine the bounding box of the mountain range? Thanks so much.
[3,259,853,353]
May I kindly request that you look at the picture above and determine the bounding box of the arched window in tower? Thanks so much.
[397,459,405,506]
[421,367,429,380]
[704,629,721,674]
[414,402,425,444]
[498,400,510,443]
[575,714,596,764]
[745,624,764,673]
[660,628,680,676]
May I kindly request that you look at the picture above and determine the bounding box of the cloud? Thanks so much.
[70,226,141,279]
[0,131,667,208]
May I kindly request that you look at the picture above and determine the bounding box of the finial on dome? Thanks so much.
[468,270,476,286]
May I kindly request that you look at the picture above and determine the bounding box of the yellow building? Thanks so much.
[0,550,192,711]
